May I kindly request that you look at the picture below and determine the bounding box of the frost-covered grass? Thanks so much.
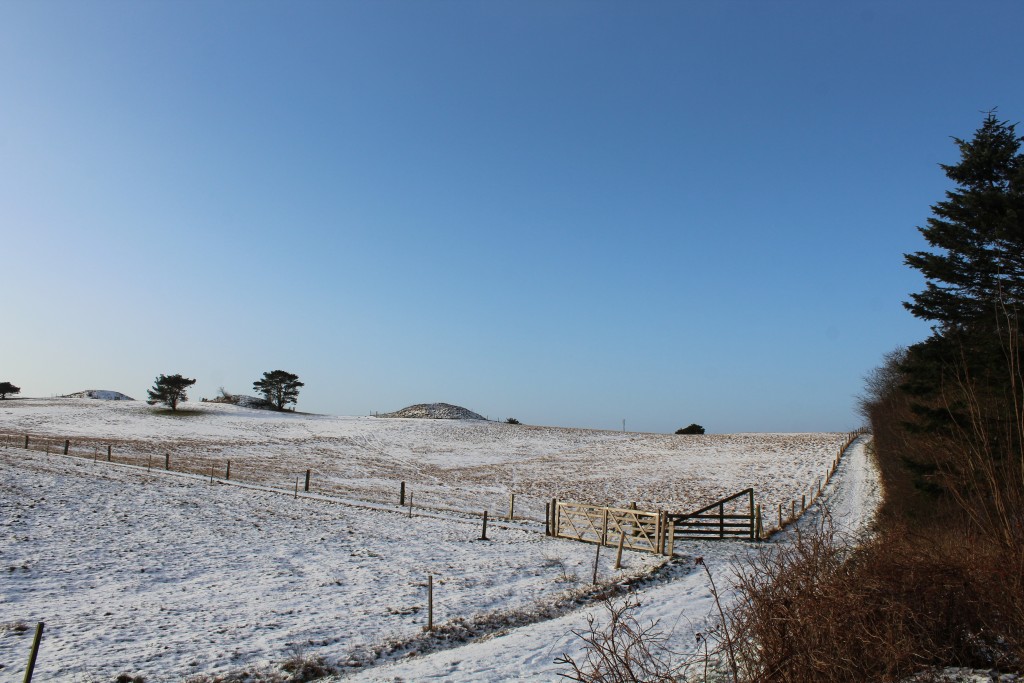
[0,399,860,681]
[0,399,848,526]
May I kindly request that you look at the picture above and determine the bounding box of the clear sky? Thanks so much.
[2,1,1022,433]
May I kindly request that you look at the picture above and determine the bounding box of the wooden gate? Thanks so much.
[668,488,758,541]
[554,502,668,555]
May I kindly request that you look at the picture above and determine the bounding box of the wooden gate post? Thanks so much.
[748,489,755,540]
[544,503,550,536]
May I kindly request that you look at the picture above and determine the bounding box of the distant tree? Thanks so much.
[675,424,705,435]
[147,374,196,411]
[506,417,521,425]
[253,370,304,411]
[0,382,21,399]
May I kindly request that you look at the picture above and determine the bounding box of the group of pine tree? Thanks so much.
[148,370,303,412]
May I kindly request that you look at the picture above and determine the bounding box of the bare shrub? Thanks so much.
[729,517,1018,683]
[556,595,690,682]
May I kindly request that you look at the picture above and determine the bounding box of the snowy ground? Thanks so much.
[0,399,873,681]
[335,435,880,682]
[0,399,849,531]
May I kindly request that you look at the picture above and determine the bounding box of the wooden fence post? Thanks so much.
[24,434,29,449]
[592,540,601,585]
[801,494,806,512]
[481,510,489,540]
[226,461,231,480]
[165,453,170,470]
[408,491,413,518]
[545,503,550,536]
[400,481,406,506]
[23,621,44,683]
[107,445,112,462]
[615,529,625,569]
[426,575,434,632]
[304,469,311,492]
[508,493,515,521]
[601,508,609,546]
[64,439,69,455]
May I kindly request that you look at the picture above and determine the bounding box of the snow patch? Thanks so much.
[62,389,135,401]
[379,403,487,420]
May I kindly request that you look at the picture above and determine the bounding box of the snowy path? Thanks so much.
[337,436,880,682]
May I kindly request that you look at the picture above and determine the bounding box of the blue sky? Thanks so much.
[2,1,1022,433]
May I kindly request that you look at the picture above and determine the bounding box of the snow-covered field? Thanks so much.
[0,399,848,528]
[0,399,871,681]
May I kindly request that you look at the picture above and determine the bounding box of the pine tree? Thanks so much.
[147,374,197,411]
[904,111,1024,330]
[253,370,304,411]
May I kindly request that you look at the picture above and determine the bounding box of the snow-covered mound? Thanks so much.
[379,402,487,420]
[63,390,134,401]
[203,393,274,410]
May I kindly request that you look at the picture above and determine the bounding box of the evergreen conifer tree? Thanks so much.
[904,111,1024,330]
[147,374,197,411]
[253,370,304,411]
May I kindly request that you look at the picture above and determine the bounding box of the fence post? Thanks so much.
[554,500,560,537]
[400,481,406,506]
[601,509,609,546]
[615,529,625,569]
[304,469,311,492]
[654,509,661,554]
[426,575,433,632]
[226,460,231,480]
[165,453,170,470]
[544,503,550,536]
[719,501,725,539]
[480,510,488,540]
[801,494,806,512]
[24,434,29,449]
[666,519,675,556]
[64,440,70,455]
[23,621,44,683]
[748,489,755,540]
[508,493,515,521]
